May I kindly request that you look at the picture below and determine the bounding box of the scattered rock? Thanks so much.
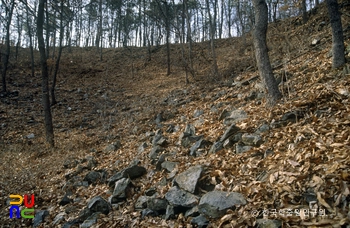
[241,133,264,147]
[198,191,247,218]
[83,171,102,185]
[174,165,203,193]
[33,210,49,227]
[193,109,204,118]
[235,143,252,154]
[190,139,211,156]
[147,198,168,213]
[138,142,148,153]
[59,195,72,206]
[191,214,209,228]
[109,178,131,204]
[209,141,223,153]
[161,161,178,172]
[165,186,199,207]
[87,196,110,215]
[149,146,164,159]
[135,196,150,209]
[80,212,100,228]
[52,212,65,225]
[219,124,241,142]
[165,205,175,220]
[256,219,282,228]
[311,38,320,46]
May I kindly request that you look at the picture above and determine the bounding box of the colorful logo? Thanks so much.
[9,194,35,219]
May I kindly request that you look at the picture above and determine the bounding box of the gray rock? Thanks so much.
[165,205,175,220]
[185,206,200,217]
[80,212,100,228]
[59,195,72,206]
[147,198,168,213]
[138,142,148,153]
[145,187,157,196]
[226,109,247,123]
[241,133,263,147]
[311,38,320,46]
[152,129,167,146]
[180,134,203,147]
[191,214,209,228]
[198,191,247,218]
[141,208,158,218]
[135,196,150,209]
[219,109,230,121]
[87,196,110,215]
[193,109,204,118]
[83,171,101,185]
[174,165,203,193]
[209,141,223,153]
[52,212,65,225]
[256,219,282,228]
[78,207,93,221]
[149,146,164,159]
[235,143,252,154]
[104,144,116,152]
[223,133,242,148]
[63,158,78,169]
[165,186,199,207]
[109,178,131,204]
[161,161,178,172]
[256,124,270,134]
[26,133,35,139]
[190,139,211,156]
[107,164,146,187]
[184,124,196,136]
[219,124,241,142]
[33,210,49,227]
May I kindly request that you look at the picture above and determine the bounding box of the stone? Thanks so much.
[174,165,203,193]
[80,212,100,228]
[138,142,148,153]
[147,198,168,213]
[191,214,209,228]
[135,196,150,209]
[219,109,230,121]
[149,146,164,159]
[311,39,320,46]
[219,124,241,142]
[59,195,72,206]
[209,141,223,153]
[241,133,263,147]
[198,191,247,218]
[83,171,101,185]
[193,109,204,118]
[141,208,158,218]
[26,133,35,139]
[235,143,252,154]
[161,161,178,172]
[224,109,248,124]
[165,186,199,207]
[152,129,167,146]
[256,219,282,228]
[87,196,110,215]
[165,205,175,220]
[185,206,200,217]
[52,212,65,225]
[33,210,49,227]
[256,124,270,134]
[109,178,131,204]
[190,139,211,156]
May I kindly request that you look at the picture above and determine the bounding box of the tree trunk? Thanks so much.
[1,0,15,94]
[301,0,308,24]
[326,0,345,68]
[51,0,65,106]
[205,0,219,78]
[37,0,54,147]
[252,0,282,106]
[25,0,35,79]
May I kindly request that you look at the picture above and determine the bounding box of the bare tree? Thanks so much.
[1,0,15,94]
[252,0,282,106]
[326,0,345,68]
[37,0,54,147]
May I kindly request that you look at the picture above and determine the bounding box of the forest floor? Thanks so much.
[1,1,350,227]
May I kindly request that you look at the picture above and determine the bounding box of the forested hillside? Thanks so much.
[1,0,350,227]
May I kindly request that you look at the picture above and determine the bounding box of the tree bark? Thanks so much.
[37,0,54,147]
[1,0,15,94]
[326,0,345,68]
[252,0,282,106]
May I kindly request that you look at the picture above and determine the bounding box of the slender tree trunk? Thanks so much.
[51,0,65,106]
[301,0,308,24]
[37,0,54,147]
[25,0,35,79]
[205,0,219,78]
[326,0,345,68]
[165,1,171,75]
[1,0,15,94]
[252,0,282,106]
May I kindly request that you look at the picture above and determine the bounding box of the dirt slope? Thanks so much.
[1,1,350,227]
